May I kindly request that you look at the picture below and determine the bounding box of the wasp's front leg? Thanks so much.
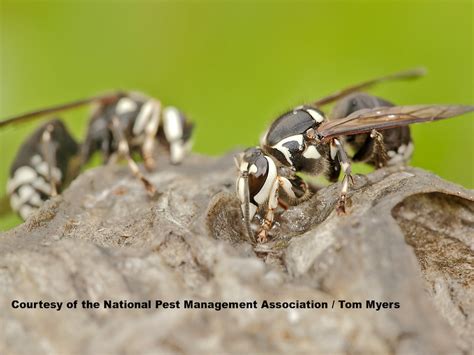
[278,174,312,206]
[142,100,161,171]
[111,117,157,197]
[256,178,281,243]
[330,138,354,214]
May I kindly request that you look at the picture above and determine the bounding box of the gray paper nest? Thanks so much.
[0,153,472,355]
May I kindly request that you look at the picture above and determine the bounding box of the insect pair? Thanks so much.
[235,68,474,244]
[1,92,194,220]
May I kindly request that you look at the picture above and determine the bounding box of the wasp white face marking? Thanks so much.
[302,145,321,160]
[239,162,249,172]
[237,174,258,221]
[7,166,37,194]
[116,98,138,115]
[133,100,155,135]
[249,164,258,174]
[272,135,303,165]
[253,157,277,205]
[306,108,325,123]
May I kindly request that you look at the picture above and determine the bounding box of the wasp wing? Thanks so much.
[316,104,474,140]
[312,67,426,107]
[0,92,124,128]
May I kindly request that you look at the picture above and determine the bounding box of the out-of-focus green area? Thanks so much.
[0,0,472,231]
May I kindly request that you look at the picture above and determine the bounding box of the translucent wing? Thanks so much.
[316,104,474,140]
[0,92,123,128]
[312,67,426,107]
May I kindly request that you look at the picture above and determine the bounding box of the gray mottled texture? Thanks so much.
[1,153,472,355]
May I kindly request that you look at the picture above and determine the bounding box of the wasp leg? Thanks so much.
[100,133,113,165]
[40,123,59,197]
[327,152,342,183]
[239,171,257,244]
[370,129,389,168]
[331,138,354,214]
[278,175,312,206]
[142,100,161,171]
[110,117,157,197]
[278,199,289,210]
[256,178,280,243]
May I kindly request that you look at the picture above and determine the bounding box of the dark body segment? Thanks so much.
[82,93,147,164]
[264,107,321,146]
[7,119,79,219]
[2,91,195,221]
[331,93,413,166]
[262,106,331,176]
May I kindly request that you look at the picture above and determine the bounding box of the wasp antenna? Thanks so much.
[415,66,427,76]
[242,173,255,244]
[313,67,428,107]
[233,156,240,170]
[389,67,427,80]
[0,92,122,129]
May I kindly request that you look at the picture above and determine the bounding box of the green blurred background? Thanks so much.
[0,0,472,231]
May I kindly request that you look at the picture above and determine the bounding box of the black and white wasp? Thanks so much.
[1,91,194,220]
[236,68,474,243]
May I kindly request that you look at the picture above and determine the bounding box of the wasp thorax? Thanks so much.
[261,106,326,171]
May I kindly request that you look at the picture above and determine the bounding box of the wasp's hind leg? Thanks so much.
[110,117,157,197]
[330,138,354,214]
[278,174,312,207]
[369,129,389,168]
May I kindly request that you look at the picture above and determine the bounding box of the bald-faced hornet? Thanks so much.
[1,91,194,220]
[236,68,474,243]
